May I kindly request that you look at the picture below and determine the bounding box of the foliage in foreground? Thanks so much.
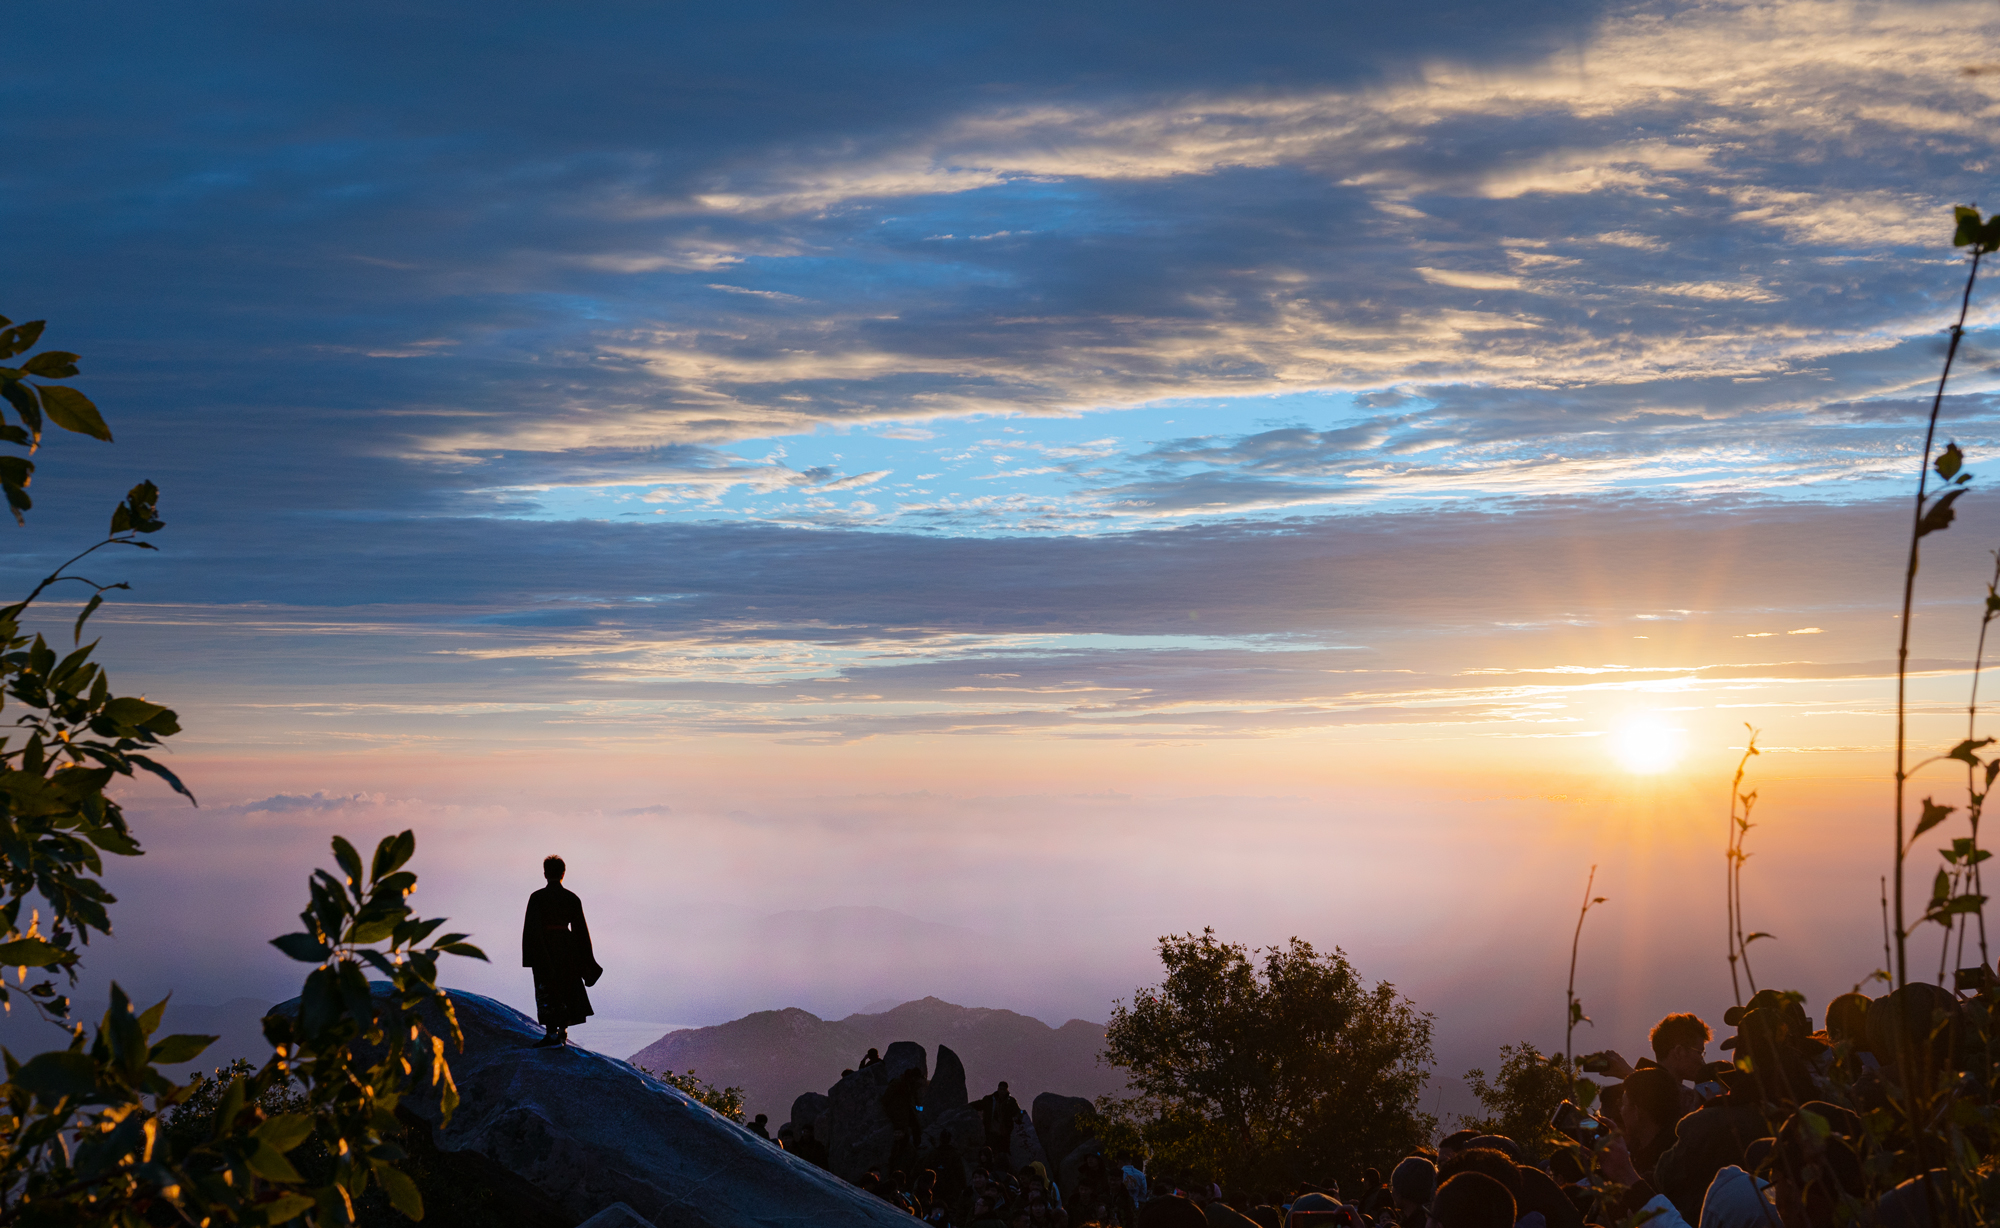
[1097,928,1435,1193]
[0,315,487,1226]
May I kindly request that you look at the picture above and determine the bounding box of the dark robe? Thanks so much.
[522,882,603,1027]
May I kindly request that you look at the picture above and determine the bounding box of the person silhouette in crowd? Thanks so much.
[860,1047,883,1068]
[521,854,602,1048]
[749,1113,771,1139]
[978,1081,1022,1154]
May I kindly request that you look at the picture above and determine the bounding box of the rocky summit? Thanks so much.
[367,986,915,1228]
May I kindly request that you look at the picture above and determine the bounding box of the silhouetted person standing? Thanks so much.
[522,854,602,1048]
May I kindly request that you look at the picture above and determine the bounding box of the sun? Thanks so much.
[1609,717,1688,774]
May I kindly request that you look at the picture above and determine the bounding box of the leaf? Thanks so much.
[270,932,332,963]
[109,480,162,534]
[437,941,489,961]
[299,966,341,1040]
[376,1162,425,1219]
[1913,798,1957,847]
[18,351,78,380]
[1955,205,1984,248]
[0,938,69,968]
[332,835,365,889]
[1947,737,1994,765]
[72,594,102,646]
[0,380,40,440]
[262,1193,317,1222]
[35,385,110,441]
[126,754,196,804]
[1744,932,1776,944]
[1919,487,1969,538]
[256,1111,315,1153]
[1937,442,1965,481]
[147,1033,215,1065]
[373,829,417,881]
[246,1140,304,1183]
[0,322,46,360]
[1933,868,1952,907]
[11,1050,97,1103]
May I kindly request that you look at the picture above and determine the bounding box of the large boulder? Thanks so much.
[313,986,912,1228]
[790,1092,829,1136]
[920,1104,985,1181]
[822,1041,928,1181]
[1032,1093,1098,1175]
[1008,1107,1048,1171]
[925,1044,968,1113]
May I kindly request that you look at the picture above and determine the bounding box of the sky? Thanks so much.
[6,0,2000,1120]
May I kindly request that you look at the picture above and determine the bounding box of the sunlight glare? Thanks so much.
[1609,717,1688,775]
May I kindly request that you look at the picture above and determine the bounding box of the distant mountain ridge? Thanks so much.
[629,996,1125,1124]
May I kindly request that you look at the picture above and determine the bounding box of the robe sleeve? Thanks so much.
[573,895,604,986]
[522,891,542,968]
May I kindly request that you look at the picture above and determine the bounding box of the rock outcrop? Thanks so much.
[820,1040,927,1181]
[315,986,914,1228]
[1032,1093,1099,1182]
[925,1044,968,1113]
[789,1091,829,1137]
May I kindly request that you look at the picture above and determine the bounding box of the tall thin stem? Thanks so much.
[1898,248,1985,988]
[1967,553,2000,973]
[1565,865,1601,1074]
[1725,728,1759,1005]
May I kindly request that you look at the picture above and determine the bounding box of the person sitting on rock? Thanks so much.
[792,1122,829,1169]
[859,1047,883,1068]
[520,854,603,1048]
[748,1113,771,1139]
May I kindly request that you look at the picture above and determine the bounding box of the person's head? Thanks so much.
[1364,1167,1382,1187]
[867,1047,880,1058]
[1824,993,1872,1047]
[1619,1066,1684,1149]
[1464,1136,1519,1163]
[1435,1130,1481,1163]
[1866,983,1961,1080]
[542,854,565,882]
[1429,1173,1515,1228]
[1650,1013,1713,1080]
[998,1080,1010,1092]
[1284,1192,1339,1227]
[753,1113,767,1126]
[1437,1150,1520,1202]
[1390,1156,1437,1221]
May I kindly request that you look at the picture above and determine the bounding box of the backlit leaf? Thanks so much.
[35,385,110,441]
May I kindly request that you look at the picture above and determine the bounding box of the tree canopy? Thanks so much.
[1098,928,1435,1195]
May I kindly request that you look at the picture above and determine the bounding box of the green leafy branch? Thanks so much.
[262,831,488,1224]
[0,315,112,524]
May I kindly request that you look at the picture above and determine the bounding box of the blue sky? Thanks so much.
[7,0,2000,1109]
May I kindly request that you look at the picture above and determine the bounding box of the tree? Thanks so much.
[0,312,487,1226]
[1098,928,1435,1195]
[1459,1043,1573,1163]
